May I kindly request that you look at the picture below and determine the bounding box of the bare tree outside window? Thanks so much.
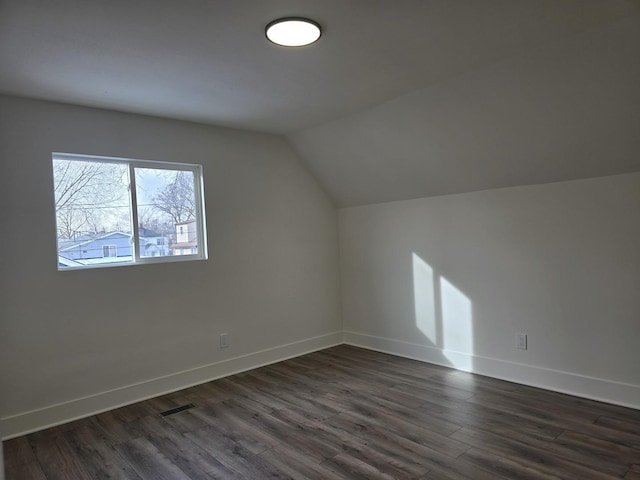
[151,170,196,224]
[53,159,130,239]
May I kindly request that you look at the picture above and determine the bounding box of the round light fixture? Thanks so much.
[265,17,321,47]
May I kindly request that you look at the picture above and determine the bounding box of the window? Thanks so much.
[53,153,207,270]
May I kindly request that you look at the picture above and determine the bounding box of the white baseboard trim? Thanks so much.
[0,331,344,440]
[343,331,640,410]
[3,329,637,440]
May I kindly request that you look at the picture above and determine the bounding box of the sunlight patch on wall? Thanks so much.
[412,253,438,345]
[441,276,473,369]
[412,252,474,370]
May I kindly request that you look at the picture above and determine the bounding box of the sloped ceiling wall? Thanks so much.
[288,14,640,207]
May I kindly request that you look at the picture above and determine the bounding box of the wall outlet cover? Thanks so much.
[516,333,527,350]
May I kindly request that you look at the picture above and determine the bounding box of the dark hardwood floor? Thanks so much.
[4,345,640,479]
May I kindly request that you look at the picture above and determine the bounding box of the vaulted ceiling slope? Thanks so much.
[289,12,640,206]
[1,1,639,206]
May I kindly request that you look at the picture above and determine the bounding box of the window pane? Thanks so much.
[53,159,132,268]
[134,167,199,258]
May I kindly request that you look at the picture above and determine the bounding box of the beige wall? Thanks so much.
[340,173,640,407]
[0,95,342,437]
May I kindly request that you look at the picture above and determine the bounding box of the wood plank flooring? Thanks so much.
[4,345,640,479]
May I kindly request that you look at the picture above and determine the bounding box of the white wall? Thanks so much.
[1,94,638,444]
[0,95,342,438]
[340,173,640,407]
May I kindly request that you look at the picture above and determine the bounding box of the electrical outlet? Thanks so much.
[220,333,229,349]
[516,333,527,350]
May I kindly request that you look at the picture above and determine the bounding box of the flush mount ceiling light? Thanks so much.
[265,17,321,47]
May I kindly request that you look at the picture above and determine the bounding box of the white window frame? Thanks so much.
[53,152,208,271]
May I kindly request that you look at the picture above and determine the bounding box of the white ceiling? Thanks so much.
[1,0,639,205]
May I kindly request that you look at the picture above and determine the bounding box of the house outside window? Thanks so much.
[171,220,199,257]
